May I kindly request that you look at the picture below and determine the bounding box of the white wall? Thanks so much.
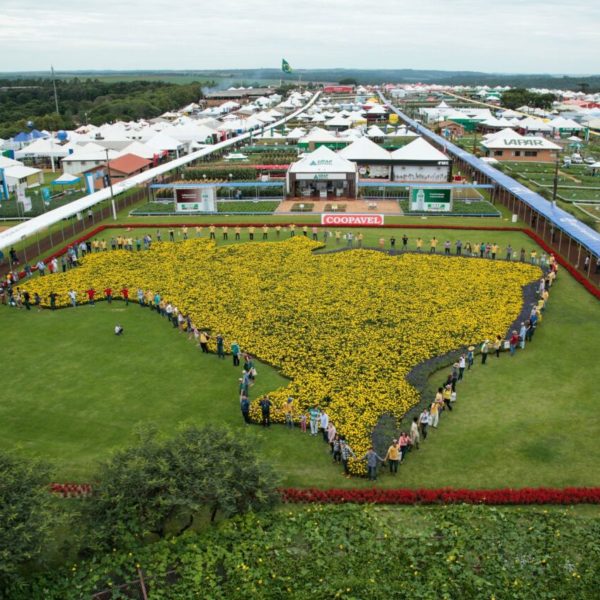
[393,164,449,183]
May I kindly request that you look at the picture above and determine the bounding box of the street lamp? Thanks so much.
[105,148,117,220]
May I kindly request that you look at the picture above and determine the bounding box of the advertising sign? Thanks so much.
[175,187,216,212]
[321,213,385,226]
[410,188,453,212]
[296,173,346,181]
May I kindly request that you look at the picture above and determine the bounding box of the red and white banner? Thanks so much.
[321,213,385,226]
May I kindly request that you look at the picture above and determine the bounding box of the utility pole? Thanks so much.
[51,66,60,115]
[551,152,560,207]
[105,148,117,220]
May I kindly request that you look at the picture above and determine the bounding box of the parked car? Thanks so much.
[584,157,597,165]
[571,154,583,164]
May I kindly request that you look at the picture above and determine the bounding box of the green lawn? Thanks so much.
[2,233,599,489]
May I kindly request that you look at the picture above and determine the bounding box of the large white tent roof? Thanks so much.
[146,132,184,152]
[289,145,356,174]
[14,138,73,159]
[338,137,391,161]
[390,137,449,162]
[4,165,42,179]
[115,141,156,160]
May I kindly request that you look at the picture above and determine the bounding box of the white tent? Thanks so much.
[366,125,387,138]
[52,172,81,184]
[115,141,156,160]
[146,132,185,153]
[548,116,583,131]
[289,145,356,174]
[0,155,23,169]
[516,117,552,133]
[298,127,341,145]
[338,137,391,161]
[286,127,307,140]
[15,138,73,159]
[390,137,449,162]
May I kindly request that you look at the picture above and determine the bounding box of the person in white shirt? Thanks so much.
[68,290,77,307]
[114,324,124,336]
[410,416,420,449]
[319,411,329,442]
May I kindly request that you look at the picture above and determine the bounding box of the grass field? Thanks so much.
[2,233,599,489]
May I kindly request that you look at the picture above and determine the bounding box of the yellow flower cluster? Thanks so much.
[22,238,540,473]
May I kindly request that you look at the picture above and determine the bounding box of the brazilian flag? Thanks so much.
[281,58,293,74]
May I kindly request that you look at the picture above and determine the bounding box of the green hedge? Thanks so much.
[184,167,257,181]
[217,201,279,213]
[13,505,600,599]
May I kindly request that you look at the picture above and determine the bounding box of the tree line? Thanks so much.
[0,78,205,139]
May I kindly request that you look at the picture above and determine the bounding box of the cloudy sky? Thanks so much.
[1,0,598,74]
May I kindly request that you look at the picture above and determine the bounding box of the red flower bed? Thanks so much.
[279,487,600,505]
[49,482,92,498]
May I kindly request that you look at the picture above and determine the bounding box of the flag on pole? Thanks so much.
[281,59,293,74]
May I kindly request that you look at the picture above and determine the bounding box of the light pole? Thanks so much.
[105,148,117,220]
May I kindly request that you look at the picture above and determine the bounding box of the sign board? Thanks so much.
[321,213,385,226]
[410,188,453,212]
[296,173,347,181]
[16,184,32,212]
[175,187,216,212]
[393,165,449,183]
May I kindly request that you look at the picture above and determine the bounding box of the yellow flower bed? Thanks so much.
[22,238,540,473]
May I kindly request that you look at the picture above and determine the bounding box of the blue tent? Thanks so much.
[30,129,46,139]
[13,132,31,142]
[52,173,81,185]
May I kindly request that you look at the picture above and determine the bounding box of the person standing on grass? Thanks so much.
[48,291,58,311]
[259,396,272,427]
[222,226,228,240]
[209,225,215,240]
[390,236,396,249]
[458,354,466,380]
[340,439,356,477]
[276,225,281,238]
[363,447,384,481]
[429,399,440,428]
[444,240,451,255]
[399,432,412,461]
[467,345,475,370]
[104,287,112,304]
[410,417,420,450]
[248,226,255,240]
[493,335,502,358]
[299,412,307,433]
[312,226,318,240]
[335,230,341,244]
[86,288,96,306]
[509,330,519,356]
[347,232,354,247]
[263,225,269,240]
[327,422,337,451]
[384,440,400,474]
[506,245,513,261]
[289,223,296,237]
[216,334,225,359]
[240,396,251,424]
[357,232,364,248]
[68,289,77,308]
[455,239,462,255]
[121,287,129,306]
[430,237,437,253]
[442,385,453,412]
[320,410,329,442]
[199,330,210,353]
[234,226,241,240]
[231,340,240,366]
[36,260,46,276]
[419,408,430,439]
[491,243,498,259]
[416,237,423,252]
[519,322,527,350]
[402,234,408,250]
[182,226,188,240]
[285,397,295,429]
[332,436,341,463]
[309,406,320,436]
[481,339,489,364]
[379,237,385,250]
[23,290,31,311]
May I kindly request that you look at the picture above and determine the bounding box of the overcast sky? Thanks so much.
[1,0,599,74]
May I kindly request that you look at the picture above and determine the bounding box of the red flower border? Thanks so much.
[29,222,600,299]
[278,487,600,505]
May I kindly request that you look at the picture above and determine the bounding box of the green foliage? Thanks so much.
[81,425,279,550]
[501,88,557,110]
[0,453,53,583]
[216,201,280,213]
[12,505,600,599]
[184,167,257,181]
[0,78,204,138]
[338,77,358,85]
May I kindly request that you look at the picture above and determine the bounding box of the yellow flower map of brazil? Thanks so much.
[23,237,541,473]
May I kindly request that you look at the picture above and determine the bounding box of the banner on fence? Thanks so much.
[321,213,385,226]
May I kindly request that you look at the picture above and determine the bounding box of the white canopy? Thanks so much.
[146,133,184,152]
[298,127,341,144]
[4,165,42,180]
[116,141,156,160]
[390,137,449,162]
[338,137,391,161]
[366,125,387,138]
[516,117,553,132]
[289,145,356,174]
[0,155,23,169]
[53,172,81,184]
[15,138,73,159]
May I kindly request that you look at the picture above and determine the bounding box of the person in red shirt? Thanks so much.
[509,330,519,356]
[86,288,96,306]
[104,287,112,304]
[120,286,129,306]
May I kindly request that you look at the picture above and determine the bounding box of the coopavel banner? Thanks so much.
[321,213,385,226]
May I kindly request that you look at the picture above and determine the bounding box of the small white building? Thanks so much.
[390,138,451,183]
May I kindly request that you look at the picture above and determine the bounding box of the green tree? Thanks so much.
[82,425,279,549]
[0,453,53,583]
[338,78,358,85]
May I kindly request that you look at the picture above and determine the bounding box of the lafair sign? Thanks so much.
[321,213,385,226]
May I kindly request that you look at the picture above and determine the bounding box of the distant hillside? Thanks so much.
[2,68,599,91]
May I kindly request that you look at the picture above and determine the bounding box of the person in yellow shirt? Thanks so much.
[92,239,99,252]
[262,225,269,240]
[357,232,364,248]
[289,223,296,237]
[416,237,423,252]
[275,225,281,238]
[335,230,341,244]
[530,249,537,264]
[302,225,308,237]
[235,226,241,240]
[209,225,216,240]
[195,226,203,237]
[222,226,228,240]
[384,440,400,474]
[248,226,255,240]
[430,237,438,253]
[491,243,499,259]
[100,239,107,251]
[182,226,188,240]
